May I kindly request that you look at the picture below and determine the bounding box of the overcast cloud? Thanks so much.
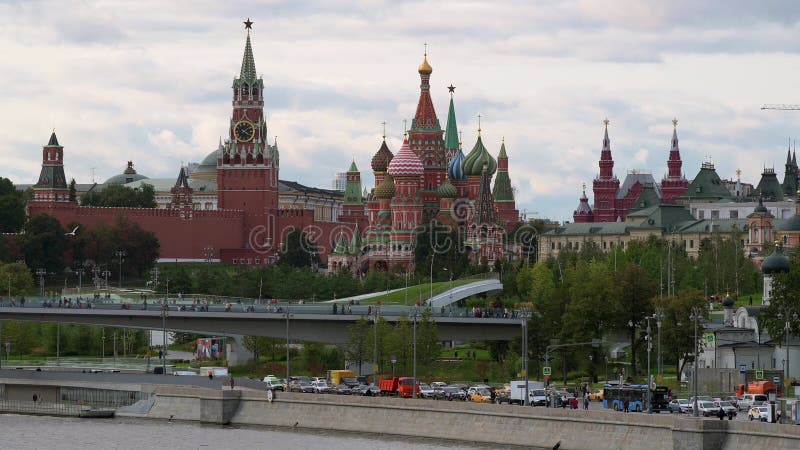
[2,0,800,221]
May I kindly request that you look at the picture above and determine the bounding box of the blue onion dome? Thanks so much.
[374,174,396,199]
[437,177,457,199]
[448,147,467,181]
[462,134,497,177]
[722,293,735,308]
[762,247,790,274]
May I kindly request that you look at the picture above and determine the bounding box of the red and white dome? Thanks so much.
[387,138,423,177]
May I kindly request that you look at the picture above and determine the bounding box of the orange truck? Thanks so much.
[734,380,777,396]
[379,377,419,397]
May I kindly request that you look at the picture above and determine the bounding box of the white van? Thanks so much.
[508,380,545,405]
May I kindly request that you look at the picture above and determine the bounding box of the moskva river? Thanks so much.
[2,414,506,449]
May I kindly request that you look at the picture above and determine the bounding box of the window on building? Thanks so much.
[603,241,607,249]
[690,240,694,249]
[698,210,705,219]
[711,210,719,219]
[729,210,738,219]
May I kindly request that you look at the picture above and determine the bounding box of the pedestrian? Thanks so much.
[208,371,214,380]
[32,393,38,402]
[584,393,589,410]
[230,377,235,389]
[623,400,629,413]
[717,406,725,420]
[333,303,338,315]
[454,350,458,358]
[466,350,471,359]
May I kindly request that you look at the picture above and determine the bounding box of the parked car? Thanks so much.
[714,401,737,417]
[262,375,280,384]
[531,389,548,407]
[430,381,448,390]
[341,377,361,388]
[355,383,381,396]
[696,401,719,417]
[443,386,468,401]
[668,399,689,413]
[311,379,330,394]
[419,384,437,399]
[289,380,315,393]
[470,388,493,403]
[331,383,352,395]
[722,396,740,409]
[263,379,284,391]
[748,405,770,421]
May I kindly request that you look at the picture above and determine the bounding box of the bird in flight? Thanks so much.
[65,225,79,236]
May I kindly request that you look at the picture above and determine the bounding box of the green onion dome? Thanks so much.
[462,134,496,177]
[437,177,457,199]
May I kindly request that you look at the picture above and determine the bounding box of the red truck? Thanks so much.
[379,377,419,398]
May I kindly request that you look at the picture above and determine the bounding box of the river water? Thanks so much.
[2,414,505,449]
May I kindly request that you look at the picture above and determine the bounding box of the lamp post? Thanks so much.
[161,303,168,375]
[101,331,106,361]
[520,308,532,406]
[646,319,652,412]
[429,252,436,305]
[654,308,665,376]
[35,268,47,297]
[411,306,419,398]
[115,250,126,289]
[7,273,11,300]
[784,310,796,388]
[690,306,704,417]
[373,304,380,376]
[604,356,609,383]
[76,267,84,295]
[284,305,293,382]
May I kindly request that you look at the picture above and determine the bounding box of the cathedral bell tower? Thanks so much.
[217,19,279,243]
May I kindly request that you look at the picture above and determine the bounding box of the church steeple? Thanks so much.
[444,85,459,158]
[661,118,689,204]
[598,118,614,179]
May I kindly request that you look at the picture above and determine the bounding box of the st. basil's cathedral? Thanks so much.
[26,21,521,271]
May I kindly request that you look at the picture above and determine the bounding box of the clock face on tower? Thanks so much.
[234,120,255,142]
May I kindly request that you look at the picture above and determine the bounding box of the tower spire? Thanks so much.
[598,118,614,178]
[444,85,459,154]
[239,19,257,83]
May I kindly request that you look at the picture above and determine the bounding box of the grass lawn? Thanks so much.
[358,279,477,304]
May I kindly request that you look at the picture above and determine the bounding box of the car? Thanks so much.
[442,386,468,401]
[588,389,604,401]
[714,401,737,417]
[311,379,330,394]
[696,401,719,417]
[430,381,448,389]
[531,389,548,407]
[289,380,314,393]
[355,383,381,396]
[341,377,361,388]
[494,385,510,404]
[331,383,352,395]
[470,388,493,403]
[419,384,437,399]
[739,394,769,411]
[264,379,284,391]
[722,396,740,409]
[668,399,690,413]
[262,374,280,384]
[748,405,770,421]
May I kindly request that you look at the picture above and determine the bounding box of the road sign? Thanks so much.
[705,333,714,345]
[739,364,747,375]
[391,355,397,364]
[773,376,781,385]
[756,370,764,380]
[543,366,552,376]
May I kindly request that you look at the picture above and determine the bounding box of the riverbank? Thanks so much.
[2,372,800,450]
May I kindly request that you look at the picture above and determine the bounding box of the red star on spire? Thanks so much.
[447,84,456,93]
[244,18,254,30]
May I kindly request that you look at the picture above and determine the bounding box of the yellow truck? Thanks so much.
[326,370,356,386]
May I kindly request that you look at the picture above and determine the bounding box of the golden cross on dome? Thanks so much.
[403,119,408,132]
[603,118,610,128]
[381,121,386,139]
[672,117,678,128]
[244,18,254,30]
[477,114,482,135]
[424,42,428,56]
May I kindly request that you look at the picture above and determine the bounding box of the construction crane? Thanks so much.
[761,104,800,110]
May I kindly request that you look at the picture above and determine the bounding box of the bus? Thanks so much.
[602,384,671,412]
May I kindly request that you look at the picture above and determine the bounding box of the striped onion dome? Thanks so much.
[448,146,467,181]
[387,137,423,177]
[437,177,457,198]
[463,134,497,177]
[374,174,396,199]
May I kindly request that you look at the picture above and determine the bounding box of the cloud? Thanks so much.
[2,0,800,222]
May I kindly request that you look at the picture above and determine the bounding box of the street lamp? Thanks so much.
[35,268,47,297]
[411,306,420,398]
[519,308,532,406]
[783,310,797,389]
[161,303,168,375]
[284,305,294,382]
[654,308,665,376]
[373,304,380,376]
[690,306,704,417]
[115,250,127,289]
[101,331,106,361]
[429,252,436,305]
[75,265,85,295]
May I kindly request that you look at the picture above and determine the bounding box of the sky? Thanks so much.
[2,0,800,221]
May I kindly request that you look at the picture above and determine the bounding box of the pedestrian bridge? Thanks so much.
[428,279,504,308]
[0,305,521,344]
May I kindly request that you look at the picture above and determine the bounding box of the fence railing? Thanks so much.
[0,399,82,415]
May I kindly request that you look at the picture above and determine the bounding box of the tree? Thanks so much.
[762,250,800,342]
[0,177,26,233]
[656,289,708,380]
[416,309,440,376]
[344,317,371,376]
[279,228,320,269]
[68,179,77,202]
[613,264,657,376]
[20,214,66,274]
[80,183,156,208]
[0,262,35,296]
[530,262,555,304]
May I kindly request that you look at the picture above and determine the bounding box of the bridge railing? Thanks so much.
[3,299,523,320]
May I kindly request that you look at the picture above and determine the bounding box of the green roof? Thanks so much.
[492,171,514,202]
[629,184,660,212]
[679,164,732,201]
[239,32,258,83]
[754,169,784,201]
[348,160,359,173]
[47,131,60,147]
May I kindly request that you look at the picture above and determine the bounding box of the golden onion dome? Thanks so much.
[374,174,396,199]
[418,54,432,75]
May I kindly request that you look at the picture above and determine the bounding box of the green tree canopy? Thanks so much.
[80,183,156,208]
[0,178,26,233]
